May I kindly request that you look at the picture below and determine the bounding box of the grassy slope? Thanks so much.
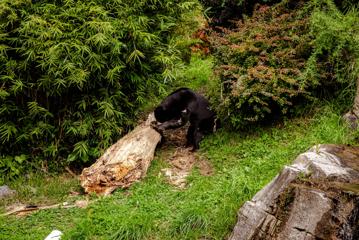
[0,56,356,240]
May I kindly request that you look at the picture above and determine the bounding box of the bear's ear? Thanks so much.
[155,106,166,112]
[154,106,164,114]
[154,106,160,114]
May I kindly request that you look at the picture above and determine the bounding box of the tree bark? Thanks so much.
[80,113,161,195]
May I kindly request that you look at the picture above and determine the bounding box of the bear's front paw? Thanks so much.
[151,122,164,134]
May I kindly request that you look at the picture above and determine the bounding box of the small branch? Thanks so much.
[2,200,91,216]
[65,166,78,178]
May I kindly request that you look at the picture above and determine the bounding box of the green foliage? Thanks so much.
[0,0,199,176]
[200,0,357,25]
[208,0,359,129]
[0,155,27,183]
[199,0,280,25]
[304,0,359,88]
[334,0,359,12]
[209,0,313,128]
[175,54,214,91]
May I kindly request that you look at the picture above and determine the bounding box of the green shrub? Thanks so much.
[304,0,359,88]
[0,0,199,177]
[208,0,359,129]
[199,0,281,25]
[200,0,357,25]
[209,0,313,128]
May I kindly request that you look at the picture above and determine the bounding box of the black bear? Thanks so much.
[153,88,218,150]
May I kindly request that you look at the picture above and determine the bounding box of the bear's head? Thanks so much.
[154,106,171,123]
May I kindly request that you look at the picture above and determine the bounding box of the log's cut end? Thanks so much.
[80,113,162,195]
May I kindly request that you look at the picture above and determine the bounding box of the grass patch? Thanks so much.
[0,103,355,239]
[0,173,83,240]
[0,173,81,212]
[174,54,215,92]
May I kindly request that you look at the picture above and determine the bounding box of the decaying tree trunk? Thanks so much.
[80,113,161,195]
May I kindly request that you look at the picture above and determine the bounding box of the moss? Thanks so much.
[272,186,296,236]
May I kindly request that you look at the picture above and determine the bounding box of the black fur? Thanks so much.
[154,88,218,150]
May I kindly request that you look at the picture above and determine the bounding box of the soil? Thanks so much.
[158,126,214,188]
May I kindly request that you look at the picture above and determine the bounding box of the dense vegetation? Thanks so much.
[209,1,312,127]
[200,0,358,24]
[1,0,359,238]
[208,0,359,128]
[307,0,359,88]
[200,0,280,25]
[1,0,357,178]
[0,0,199,180]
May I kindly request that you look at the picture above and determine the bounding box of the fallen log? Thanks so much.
[80,113,162,195]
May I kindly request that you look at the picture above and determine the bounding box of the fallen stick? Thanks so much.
[2,200,90,216]
[65,166,78,179]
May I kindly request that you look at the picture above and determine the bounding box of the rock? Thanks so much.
[44,230,62,240]
[75,199,89,208]
[229,144,359,240]
[342,112,358,130]
[277,188,331,239]
[0,185,16,199]
[343,77,359,130]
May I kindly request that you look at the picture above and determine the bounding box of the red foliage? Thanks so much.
[190,29,211,55]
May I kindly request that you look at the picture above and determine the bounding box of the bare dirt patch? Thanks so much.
[161,148,196,188]
[158,127,214,188]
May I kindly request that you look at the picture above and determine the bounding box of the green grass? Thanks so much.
[0,173,81,211]
[0,173,83,240]
[0,102,355,240]
[174,54,215,92]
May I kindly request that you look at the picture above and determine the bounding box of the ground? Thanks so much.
[0,103,356,239]
[159,126,214,188]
